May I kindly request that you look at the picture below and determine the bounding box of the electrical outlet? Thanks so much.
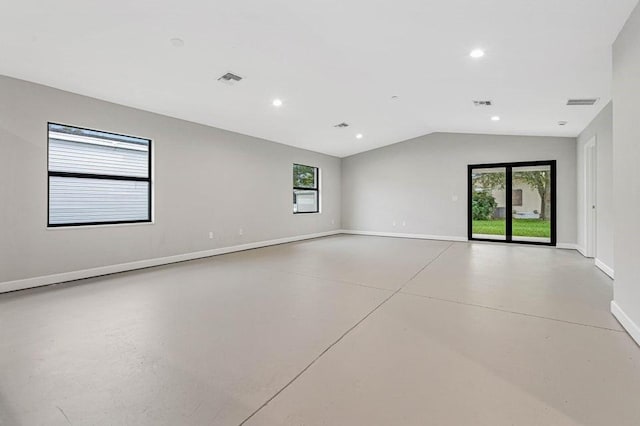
[452,195,459,202]
[392,221,396,227]
[402,221,406,227]
[208,231,214,239]
[331,219,335,225]
[238,228,244,236]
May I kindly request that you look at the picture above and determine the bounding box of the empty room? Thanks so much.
[2,1,640,425]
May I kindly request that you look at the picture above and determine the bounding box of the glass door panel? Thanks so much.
[511,165,552,244]
[470,167,507,241]
[468,161,556,246]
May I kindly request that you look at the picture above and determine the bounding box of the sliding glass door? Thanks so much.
[469,167,507,241]
[468,161,556,246]
[511,164,553,244]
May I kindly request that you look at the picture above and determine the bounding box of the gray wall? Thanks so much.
[342,132,577,244]
[0,75,341,283]
[613,2,640,333]
[577,102,614,269]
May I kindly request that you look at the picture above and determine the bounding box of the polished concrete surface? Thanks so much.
[0,235,638,425]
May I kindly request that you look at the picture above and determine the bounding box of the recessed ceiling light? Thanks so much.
[272,99,283,107]
[491,116,501,121]
[356,133,363,139]
[470,49,485,58]
[170,38,184,48]
[558,121,568,126]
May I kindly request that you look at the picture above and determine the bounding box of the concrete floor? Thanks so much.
[0,235,638,425]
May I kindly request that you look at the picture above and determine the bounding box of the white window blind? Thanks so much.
[293,190,318,213]
[49,137,149,177]
[48,123,151,226]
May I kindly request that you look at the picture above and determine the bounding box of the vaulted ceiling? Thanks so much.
[1,0,637,156]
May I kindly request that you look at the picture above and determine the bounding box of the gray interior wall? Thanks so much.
[576,102,614,269]
[612,3,640,331]
[0,75,341,283]
[342,132,577,244]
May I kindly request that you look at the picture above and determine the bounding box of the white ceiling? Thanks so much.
[1,0,637,157]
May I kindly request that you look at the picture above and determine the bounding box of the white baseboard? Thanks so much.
[595,259,615,279]
[0,230,341,294]
[574,245,587,256]
[557,243,579,250]
[611,301,640,347]
[342,230,581,250]
[340,229,468,242]
[0,230,601,294]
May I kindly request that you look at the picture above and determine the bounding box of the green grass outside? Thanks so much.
[472,219,551,238]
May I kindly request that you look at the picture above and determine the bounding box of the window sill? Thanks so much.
[46,221,154,230]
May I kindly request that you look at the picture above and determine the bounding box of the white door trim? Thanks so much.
[584,136,597,258]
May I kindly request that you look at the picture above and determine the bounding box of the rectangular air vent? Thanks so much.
[473,100,492,107]
[333,122,349,128]
[567,98,598,106]
[218,72,243,85]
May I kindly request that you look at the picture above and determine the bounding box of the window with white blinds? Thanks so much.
[48,123,152,226]
[293,164,319,214]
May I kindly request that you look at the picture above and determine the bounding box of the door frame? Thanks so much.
[467,160,557,246]
[584,137,597,257]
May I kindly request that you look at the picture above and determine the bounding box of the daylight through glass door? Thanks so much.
[470,167,507,241]
[511,164,552,244]
[468,161,556,246]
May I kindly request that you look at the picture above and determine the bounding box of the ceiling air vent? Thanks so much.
[218,72,243,85]
[567,98,598,106]
[334,122,349,128]
[473,100,493,107]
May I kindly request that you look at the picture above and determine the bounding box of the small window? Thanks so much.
[293,163,319,213]
[48,123,152,227]
[512,189,523,206]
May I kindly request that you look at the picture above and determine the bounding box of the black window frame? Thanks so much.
[47,122,153,228]
[467,160,557,246]
[293,163,320,214]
